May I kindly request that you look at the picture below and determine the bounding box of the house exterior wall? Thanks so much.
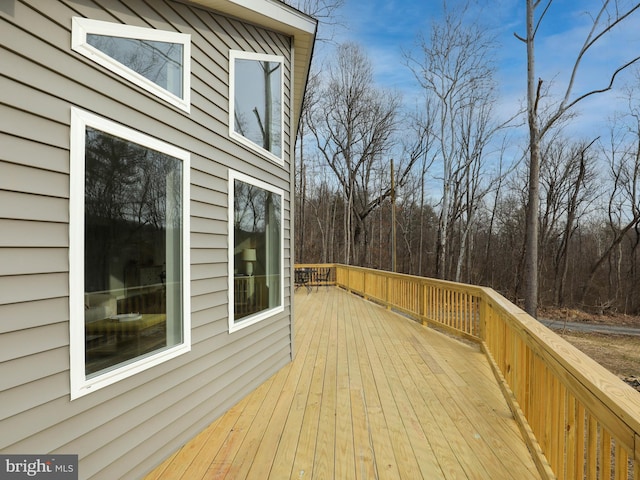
[0,0,297,478]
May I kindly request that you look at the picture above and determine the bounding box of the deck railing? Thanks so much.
[295,263,640,480]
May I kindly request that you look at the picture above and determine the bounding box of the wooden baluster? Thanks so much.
[613,442,627,480]
[586,414,598,480]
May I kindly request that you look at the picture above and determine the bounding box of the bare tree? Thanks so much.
[306,43,431,266]
[581,90,640,306]
[287,0,344,263]
[307,43,395,264]
[518,0,640,317]
[535,136,599,305]
[295,71,322,262]
[406,2,514,280]
[410,101,437,276]
[386,112,437,275]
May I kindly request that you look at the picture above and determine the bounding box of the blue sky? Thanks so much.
[316,0,640,141]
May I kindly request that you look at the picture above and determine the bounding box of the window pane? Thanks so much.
[87,34,183,97]
[233,58,282,157]
[233,180,281,321]
[84,127,183,376]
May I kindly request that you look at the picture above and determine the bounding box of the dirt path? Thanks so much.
[540,318,640,336]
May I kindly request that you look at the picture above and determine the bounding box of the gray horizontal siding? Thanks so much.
[0,162,69,198]
[0,0,296,478]
[0,322,68,365]
[0,248,68,276]
[0,190,69,222]
[0,272,68,305]
[191,247,227,266]
[1,347,68,392]
[0,100,69,149]
[0,133,69,173]
[0,297,69,333]
[0,220,68,247]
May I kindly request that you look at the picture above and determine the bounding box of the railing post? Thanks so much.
[385,273,391,309]
[363,269,367,300]
[419,280,425,325]
[479,293,488,342]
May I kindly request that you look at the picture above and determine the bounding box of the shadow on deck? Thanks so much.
[146,287,540,479]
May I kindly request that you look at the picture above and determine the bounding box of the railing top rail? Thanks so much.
[335,264,487,294]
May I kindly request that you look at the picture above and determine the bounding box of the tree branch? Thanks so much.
[539,54,640,139]
[561,2,640,110]
[534,0,553,39]
[565,55,640,111]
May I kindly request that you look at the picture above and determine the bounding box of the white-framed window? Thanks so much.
[228,170,284,332]
[69,107,191,399]
[229,50,285,165]
[71,17,191,112]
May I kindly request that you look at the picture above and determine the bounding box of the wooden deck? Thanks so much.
[146,287,541,479]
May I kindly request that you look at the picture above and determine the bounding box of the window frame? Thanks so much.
[69,107,191,400]
[228,170,285,333]
[228,50,285,165]
[71,17,191,112]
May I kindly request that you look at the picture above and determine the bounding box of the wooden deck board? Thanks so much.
[145,288,541,480]
[244,290,322,479]
[343,293,379,480]
[334,291,356,480]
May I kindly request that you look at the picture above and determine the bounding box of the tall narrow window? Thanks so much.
[72,17,191,111]
[70,108,190,399]
[229,51,284,164]
[229,171,284,331]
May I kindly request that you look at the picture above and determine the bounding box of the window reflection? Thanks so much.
[87,34,183,97]
[84,127,183,376]
[233,58,282,158]
[233,179,282,321]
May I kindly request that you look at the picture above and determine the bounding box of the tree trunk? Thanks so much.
[524,0,539,317]
[437,178,450,280]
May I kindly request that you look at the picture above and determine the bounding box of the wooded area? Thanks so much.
[289,0,640,316]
